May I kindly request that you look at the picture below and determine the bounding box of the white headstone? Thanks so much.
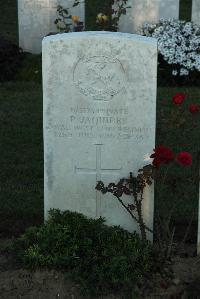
[192,0,200,25]
[114,0,180,33]
[43,32,157,238]
[18,0,85,53]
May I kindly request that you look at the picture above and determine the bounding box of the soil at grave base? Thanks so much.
[0,240,200,299]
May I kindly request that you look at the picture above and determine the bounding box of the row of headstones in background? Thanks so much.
[117,0,200,32]
[18,0,200,54]
[192,0,200,25]
[114,0,180,33]
[18,0,85,53]
[43,31,157,238]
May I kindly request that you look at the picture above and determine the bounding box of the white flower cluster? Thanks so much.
[139,19,200,76]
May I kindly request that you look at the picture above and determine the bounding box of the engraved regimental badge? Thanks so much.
[73,56,126,101]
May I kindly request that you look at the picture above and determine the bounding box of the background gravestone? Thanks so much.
[192,0,200,25]
[43,31,157,238]
[18,0,85,53]
[114,0,180,33]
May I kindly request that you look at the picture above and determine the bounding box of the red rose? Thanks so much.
[189,104,199,114]
[176,152,192,166]
[172,93,186,105]
[150,145,174,168]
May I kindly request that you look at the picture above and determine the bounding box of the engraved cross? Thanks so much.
[75,144,122,218]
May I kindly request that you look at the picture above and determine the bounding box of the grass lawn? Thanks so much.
[0,82,43,235]
[0,0,199,236]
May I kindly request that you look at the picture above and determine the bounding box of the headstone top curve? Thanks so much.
[42,31,158,46]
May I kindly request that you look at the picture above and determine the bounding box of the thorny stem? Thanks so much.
[115,195,153,238]
[166,226,176,259]
[161,163,173,186]
[116,196,138,222]
[135,193,147,241]
[181,212,195,246]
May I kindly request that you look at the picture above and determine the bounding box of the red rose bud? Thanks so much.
[176,152,192,166]
[189,104,199,114]
[172,93,186,105]
[150,145,174,168]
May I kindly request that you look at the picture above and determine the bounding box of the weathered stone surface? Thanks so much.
[192,0,200,25]
[114,0,180,33]
[43,32,157,238]
[18,0,85,53]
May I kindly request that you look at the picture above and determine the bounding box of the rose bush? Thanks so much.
[97,90,198,247]
[55,0,130,33]
[55,3,84,33]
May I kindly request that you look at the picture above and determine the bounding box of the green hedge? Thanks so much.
[9,209,152,296]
